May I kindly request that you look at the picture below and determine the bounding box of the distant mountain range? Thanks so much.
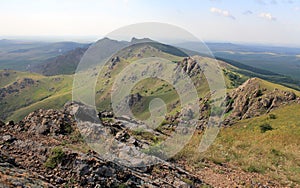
[2,38,300,81]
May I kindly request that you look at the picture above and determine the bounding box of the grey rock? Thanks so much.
[2,135,16,143]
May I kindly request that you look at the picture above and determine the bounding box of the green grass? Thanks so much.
[0,70,73,121]
[174,103,300,186]
[202,103,300,185]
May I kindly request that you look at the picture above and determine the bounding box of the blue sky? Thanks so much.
[0,0,300,46]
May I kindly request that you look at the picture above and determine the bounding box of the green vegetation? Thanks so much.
[214,50,300,80]
[0,70,73,121]
[218,57,300,91]
[269,114,276,119]
[181,177,194,185]
[5,42,295,124]
[2,40,300,186]
[175,103,300,186]
[44,147,65,169]
[131,128,161,144]
[260,123,273,133]
[203,104,300,185]
[223,69,247,88]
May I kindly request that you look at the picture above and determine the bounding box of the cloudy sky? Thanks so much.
[0,0,300,46]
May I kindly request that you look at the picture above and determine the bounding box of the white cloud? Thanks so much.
[259,12,276,21]
[295,6,300,11]
[210,7,235,19]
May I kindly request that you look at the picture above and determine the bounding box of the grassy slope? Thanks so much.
[258,78,300,96]
[176,77,300,186]
[94,43,211,121]
[0,70,73,121]
[205,103,300,185]
[7,92,71,121]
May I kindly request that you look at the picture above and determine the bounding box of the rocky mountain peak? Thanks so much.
[130,37,154,44]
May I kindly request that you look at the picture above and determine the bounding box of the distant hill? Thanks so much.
[175,42,300,80]
[29,47,87,75]
[30,37,188,76]
[0,39,89,71]
[216,57,300,91]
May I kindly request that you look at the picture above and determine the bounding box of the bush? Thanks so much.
[269,114,276,119]
[260,123,273,133]
[44,147,65,169]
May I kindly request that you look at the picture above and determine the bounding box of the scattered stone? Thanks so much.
[2,135,16,143]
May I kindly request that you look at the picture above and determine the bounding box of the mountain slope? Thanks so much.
[0,70,72,121]
[0,40,89,71]
[29,47,87,76]
[204,103,300,186]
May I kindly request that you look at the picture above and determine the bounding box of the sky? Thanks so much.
[0,0,300,46]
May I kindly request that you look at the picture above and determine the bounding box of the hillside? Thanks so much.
[29,47,87,76]
[0,70,72,121]
[0,39,89,71]
[2,38,300,123]
[174,78,300,187]
[204,103,300,186]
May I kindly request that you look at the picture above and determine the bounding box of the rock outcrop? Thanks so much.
[0,78,36,99]
[223,78,299,125]
[176,57,202,77]
[0,104,206,187]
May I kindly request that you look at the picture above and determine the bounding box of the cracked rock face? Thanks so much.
[175,57,202,77]
[223,78,299,124]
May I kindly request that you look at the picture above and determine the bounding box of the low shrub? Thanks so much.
[44,147,65,169]
[269,114,276,119]
[260,123,273,133]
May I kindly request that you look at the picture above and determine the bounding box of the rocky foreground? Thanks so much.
[0,106,207,187]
